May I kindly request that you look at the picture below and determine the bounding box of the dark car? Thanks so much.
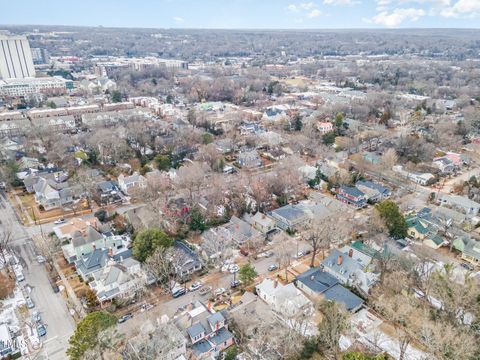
[461,262,474,271]
[37,324,47,337]
[172,288,187,298]
[117,313,133,324]
[230,280,242,288]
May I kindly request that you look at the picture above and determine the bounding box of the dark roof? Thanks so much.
[296,267,338,293]
[187,323,206,339]
[340,185,365,198]
[191,339,212,356]
[174,241,202,273]
[98,181,118,193]
[356,180,390,195]
[209,327,234,346]
[207,312,225,330]
[323,284,364,311]
[270,204,305,221]
[296,267,364,312]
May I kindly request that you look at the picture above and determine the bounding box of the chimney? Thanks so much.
[108,247,113,258]
[348,248,353,258]
[337,255,343,266]
[273,280,278,288]
[310,275,315,281]
[92,243,96,250]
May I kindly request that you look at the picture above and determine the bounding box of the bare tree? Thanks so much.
[174,162,208,207]
[201,229,233,269]
[143,247,186,293]
[0,226,12,273]
[380,148,398,171]
[316,299,350,359]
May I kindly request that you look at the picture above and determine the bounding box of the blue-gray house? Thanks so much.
[295,267,364,312]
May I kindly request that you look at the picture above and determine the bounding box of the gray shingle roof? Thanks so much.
[191,339,212,356]
[323,284,364,311]
[296,267,338,293]
[209,327,234,346]
[295,267,364,311]
[207,312,225,330]
[187,323,206,339]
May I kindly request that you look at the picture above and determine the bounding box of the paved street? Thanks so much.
[0,192,75,360]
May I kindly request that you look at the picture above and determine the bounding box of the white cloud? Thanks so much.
[286,2,324,19]
[300,2,317,10]
[287,4,300,12]
[323,0,360,5]
[173,16,185,23]
[308,9,323,17]
[372,7,426,27]
[440,0,480,17]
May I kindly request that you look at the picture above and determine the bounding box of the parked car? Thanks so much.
[461,262,475,271]
[117,313,133,324]
[214,288,226,296]
[240,247,249,256]
[172,288,187,298]
[32,311,41,323]
[36,324,47,337]
[229,264,240,273]
[199,286,212,296]
[230,280,242,288]
[140,303,154,312]
[264,250,274,258]
[296,251,305,259]
[36,255,46,264]
[189,282,203,291]
[15,271,25,282]
[268,264,279,272]
[54,219,65,224]
[26,297,35,309]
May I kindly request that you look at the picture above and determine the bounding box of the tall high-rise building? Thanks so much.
[0,35,36,79]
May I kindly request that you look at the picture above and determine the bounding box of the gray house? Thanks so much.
[173,241,203,277]
[268,204,309,231]
[236,150,263,169]
[438,194,480,218]
[321,249,378,295]
[295,267,364,312]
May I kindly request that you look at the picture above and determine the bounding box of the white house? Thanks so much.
[118,172,146,195]
[256,278,317,336]
[317,121,334,135]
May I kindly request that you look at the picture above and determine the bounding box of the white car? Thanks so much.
[229,264,240,273]
[54,219,65,224]
[36,255,46,264]
[189,282,203,291]
[214,287,226,296]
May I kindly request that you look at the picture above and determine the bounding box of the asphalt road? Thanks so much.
[0,192,75,360]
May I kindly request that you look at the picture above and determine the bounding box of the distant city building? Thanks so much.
[30,47,49,64]
[0,35,36,79]
[0,76,73,97]
[93,57,188,77]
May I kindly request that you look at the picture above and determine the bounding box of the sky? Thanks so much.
[1,0,480,29]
